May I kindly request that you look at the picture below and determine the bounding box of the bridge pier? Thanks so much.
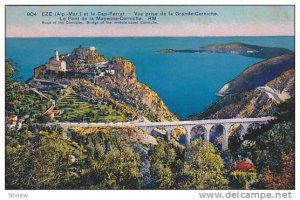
[185,126,193,145]
[203,124,213,142]
[240,123,251,140]
[222,123,232,151]
[165,126,173,141]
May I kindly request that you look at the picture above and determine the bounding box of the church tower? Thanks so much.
[55,50,59,61]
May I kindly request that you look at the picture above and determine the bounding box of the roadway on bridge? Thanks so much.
[44,116,274,128]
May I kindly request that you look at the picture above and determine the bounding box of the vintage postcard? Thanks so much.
[5,5,295,194]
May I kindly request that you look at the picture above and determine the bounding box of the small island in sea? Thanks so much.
[156,42,294,59]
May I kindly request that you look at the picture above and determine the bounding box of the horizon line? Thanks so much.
[6,35,295,39]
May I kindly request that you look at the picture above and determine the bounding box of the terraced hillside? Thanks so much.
[56,92,129,122]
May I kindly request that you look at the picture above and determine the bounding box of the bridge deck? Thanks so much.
[43,117,274,128]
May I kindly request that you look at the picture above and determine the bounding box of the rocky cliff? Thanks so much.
[93,57,178,121]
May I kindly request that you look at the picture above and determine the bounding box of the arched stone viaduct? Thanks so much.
[43,116,274,151]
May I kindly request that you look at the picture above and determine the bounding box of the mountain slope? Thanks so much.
[190,68,295,120]
[217,54,295,96]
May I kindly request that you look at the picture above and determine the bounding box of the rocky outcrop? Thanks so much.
[93,57,178,122]
[86,50,107,64]
[190,89,276,120]
[71,79,139,120]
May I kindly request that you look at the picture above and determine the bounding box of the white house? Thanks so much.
[105,69,115,75]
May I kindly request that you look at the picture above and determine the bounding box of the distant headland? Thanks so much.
[156,42,294,59]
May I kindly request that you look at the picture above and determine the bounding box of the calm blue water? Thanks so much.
[5,37,294,119]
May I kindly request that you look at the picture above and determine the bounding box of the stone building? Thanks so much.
[47,50,67,72]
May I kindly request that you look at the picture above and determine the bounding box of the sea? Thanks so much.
[5,36,294,119]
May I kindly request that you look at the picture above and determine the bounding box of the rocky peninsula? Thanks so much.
[157,42,294,59]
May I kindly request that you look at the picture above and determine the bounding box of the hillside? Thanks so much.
[217,54,295,96]
[26,47,179,145]
[33,49,178,122]
[190,68,295,120]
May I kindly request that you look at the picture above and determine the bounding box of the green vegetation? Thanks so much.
[148,140,229,189]
[230,170,257,189]
[6,126,231,189]
[79,131,142,189]
[5,60,52,117]
[56,92,128,122]
[178,140,229,189]
[6,128,142,189]
[228,98,295,189]
[149,140,184,189]
[42,88,63,100]
[6,128,82,189]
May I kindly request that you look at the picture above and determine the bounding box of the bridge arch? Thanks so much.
[190,125,206,142]
[225,123,248,141]
[208,124,225,150]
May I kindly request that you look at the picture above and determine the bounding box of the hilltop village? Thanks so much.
[6,45,177,131]
[6,46,114,130]
[44,46,115,76]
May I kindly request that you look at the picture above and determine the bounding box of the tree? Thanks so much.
[5,60,22,115]
[240,121,294,172]
[262,153,295,189]
[230,160,257,189]
[178,140,229,189]
[231,101,295,190]
[6,130,82,189]
[148,141,182,189]
[150,163,173,189]
[82,131,142,189]
[5,59,19,81]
